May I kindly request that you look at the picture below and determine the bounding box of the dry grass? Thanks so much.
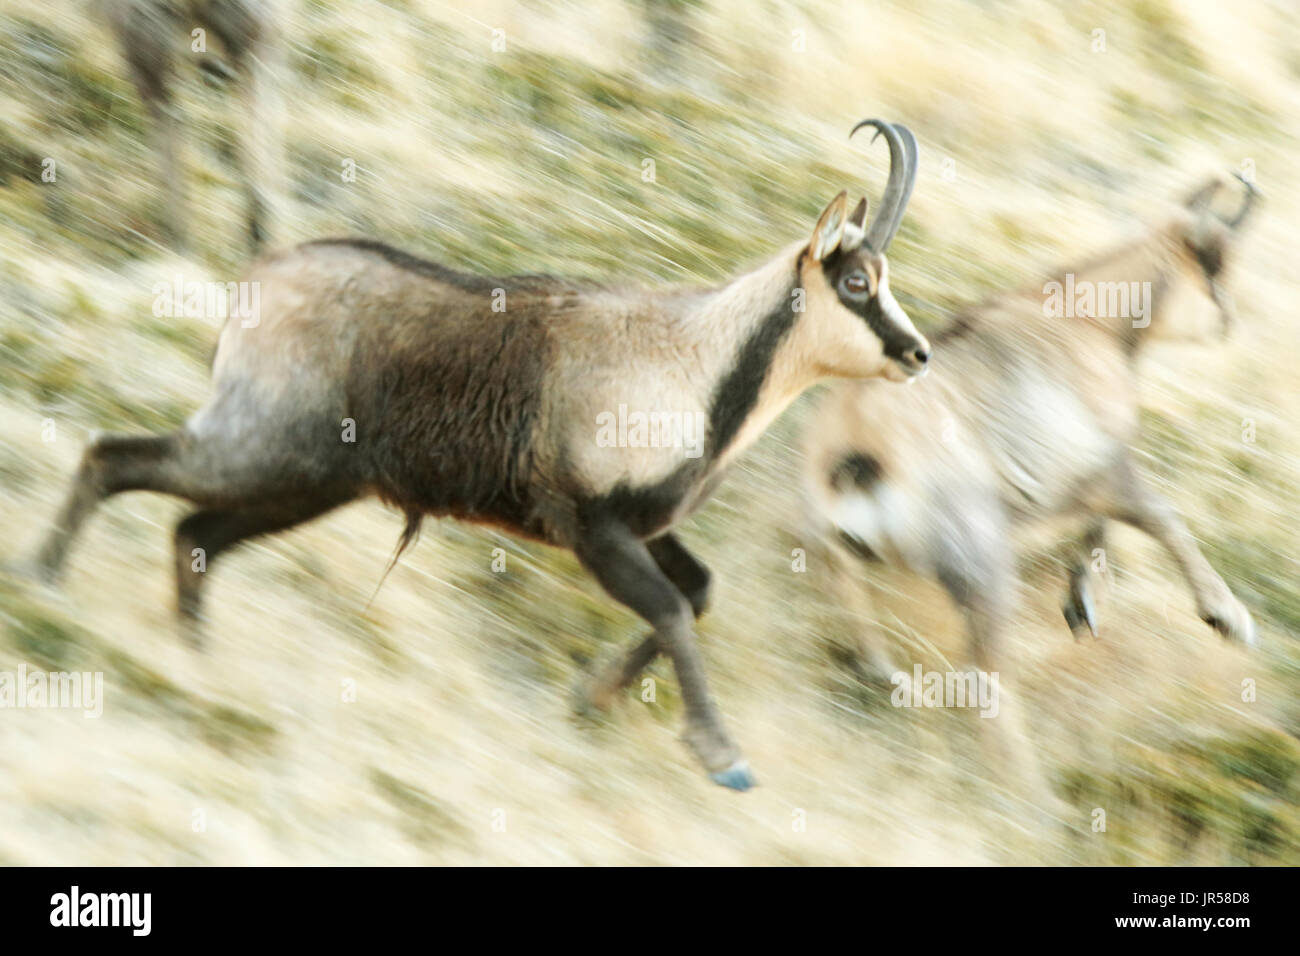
[0,0,1297,864]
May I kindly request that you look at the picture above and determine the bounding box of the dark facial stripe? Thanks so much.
[824,248,919,362]
[706,266,801,458]
[854,289,918,362]
[858,296,907,359]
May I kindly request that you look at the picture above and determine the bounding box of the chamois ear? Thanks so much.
[849,197,868,229]
[809,191,850,262]
[841,197,869,251]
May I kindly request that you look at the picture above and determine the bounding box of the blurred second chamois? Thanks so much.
[801,173,1259,799]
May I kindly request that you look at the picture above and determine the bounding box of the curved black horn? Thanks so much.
[1225,172,1260,229]
[851,119,911,252]
[884,123,919,250]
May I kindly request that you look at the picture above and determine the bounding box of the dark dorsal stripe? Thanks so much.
[304,238,590,296]
[706,264,802,459]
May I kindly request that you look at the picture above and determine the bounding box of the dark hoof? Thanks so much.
[708,760,757,792]
[1063,578,1099,640]
[1202,604,1258,648]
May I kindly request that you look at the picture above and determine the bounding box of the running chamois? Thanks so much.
[37,119,930,790]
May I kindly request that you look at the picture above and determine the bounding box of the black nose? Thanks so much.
[911,346,930,365]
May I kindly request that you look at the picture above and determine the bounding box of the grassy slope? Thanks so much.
[0,0,1297,863]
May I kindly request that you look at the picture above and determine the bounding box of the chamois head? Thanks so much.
[798,119,931,383]
[1154,172,1260,340]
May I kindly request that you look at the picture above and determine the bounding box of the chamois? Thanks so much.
[799,174,1258,800]
[35,119,931,791]
[100,0,285,249]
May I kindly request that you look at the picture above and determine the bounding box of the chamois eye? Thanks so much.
[843,273,869,295]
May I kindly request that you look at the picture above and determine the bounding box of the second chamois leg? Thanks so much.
[1106,458,1257,647]
[37,433,186,583]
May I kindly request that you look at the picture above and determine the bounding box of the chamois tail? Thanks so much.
[366,509,424,608]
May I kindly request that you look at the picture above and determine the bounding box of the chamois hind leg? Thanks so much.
[37,420,358,599]
[1063,518,1106,639]
[581,533,709,711]
[174,493,353,648]
[1104,458,1256,647]
[573,522,753,791]
[37,433,186,584]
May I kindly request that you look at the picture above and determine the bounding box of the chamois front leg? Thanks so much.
[581,533,709,711]
[1107,461,1257,648]
[574,524,754,791]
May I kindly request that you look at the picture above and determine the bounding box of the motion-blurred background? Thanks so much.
[1,0,1297,864]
